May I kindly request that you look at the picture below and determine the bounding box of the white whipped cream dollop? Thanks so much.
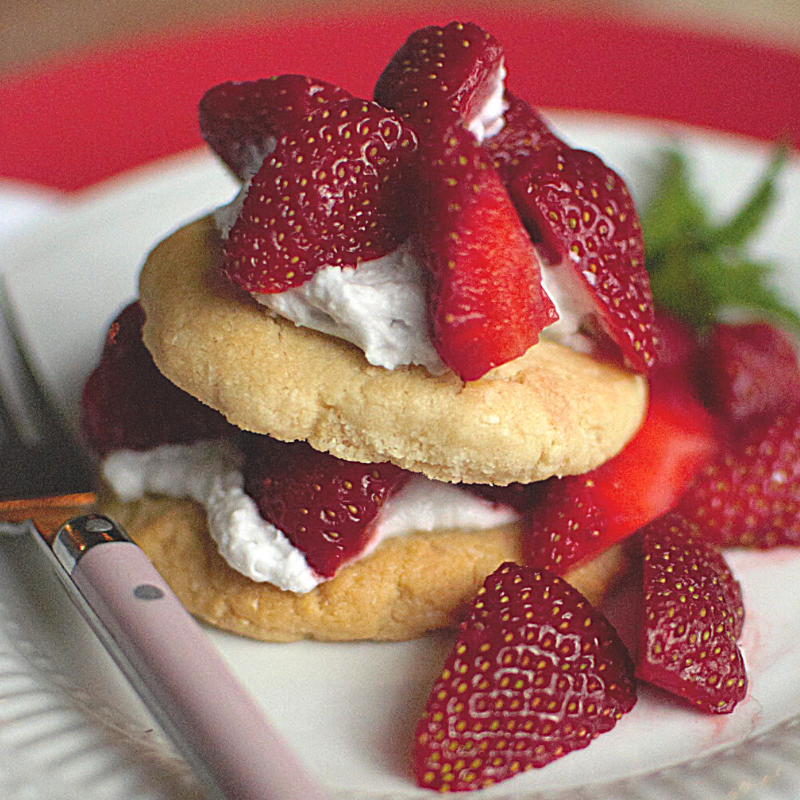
[467,63,508,143]
[256,240,446,374]
[103,441,518,594]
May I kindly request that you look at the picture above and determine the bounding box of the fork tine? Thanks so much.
[0,275,94,501]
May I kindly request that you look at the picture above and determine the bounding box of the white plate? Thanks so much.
[3,115,800,800]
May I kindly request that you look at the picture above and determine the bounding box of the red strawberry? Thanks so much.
[700,321,800,431]
[80,302,235,456]
[673,410,800,548]
[199,75,352,180]
[484,91,563,182]
[650,307,701,395]
[244,437,410,578]
[523,385,718,573]
[414,562,636,792]
[374,21,504,138]
[415,122,557,380]
[222,97,418,294]
[638,513,746,713]
[506,145,656,374]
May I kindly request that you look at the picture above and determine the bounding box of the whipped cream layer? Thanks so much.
[103,441,518,594]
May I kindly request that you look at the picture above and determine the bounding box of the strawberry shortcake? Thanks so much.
[81,21,660,642]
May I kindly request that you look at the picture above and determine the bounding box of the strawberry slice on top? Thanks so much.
[244,437,410,578]
[374,21,505,140]
[222,97,418,294]
[414,562,636,792]
[199,75,352,181]
[484,90,564,182]
[415,122,557,380]
[506,145,657,374]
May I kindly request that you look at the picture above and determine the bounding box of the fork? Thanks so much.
[0,276,328,800]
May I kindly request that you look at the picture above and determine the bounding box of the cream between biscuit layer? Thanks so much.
[102,440,519,593]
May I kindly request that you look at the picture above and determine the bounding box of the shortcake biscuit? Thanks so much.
[139,216,648,486]
[101,491,626,642]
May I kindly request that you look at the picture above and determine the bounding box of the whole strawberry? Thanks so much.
[673,411,800,548]
[199,75,352,180]
[223,97,417,294]
[700,321,800,431]
[414,563,636,792]
[244,437,410,578]
[80,302,235,456]
[638,513,746,713]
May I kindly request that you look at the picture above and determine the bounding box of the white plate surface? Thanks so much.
[3,115,800,800]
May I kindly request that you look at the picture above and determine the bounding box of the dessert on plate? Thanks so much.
[82,21,659,643]
[80,19,800,793]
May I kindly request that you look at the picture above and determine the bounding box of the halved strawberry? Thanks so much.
[415,122,557,380]
[699,321,800,431]
[199,75,352,180]
[374,21,504,139]
[244,437,410,578]
[414,562,636,792]
[80,302,235,456]
[649,307,702,398]
[506,145,656,373]
[484,91,563,182]
[222,97,418,294]
[523,385,718,574]
[638,512,746,713]
[673,410,800,548]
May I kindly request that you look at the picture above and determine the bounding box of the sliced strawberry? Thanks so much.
[700,321,800,431]
[374,21,504,138]
[674,411,800,548]
[414,562,636,791]
[415,122,557,380]
[80,302,235,456]
[244,437,410,578]
[638,512,746,713]
[222,97,418,294]
[506,145,656,373]
[523,385,718,573]
[199,75,352,180]
[223,99,416,294]
[484,91,563,182]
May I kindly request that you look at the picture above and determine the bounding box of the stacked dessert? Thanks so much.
[80,20,800,793]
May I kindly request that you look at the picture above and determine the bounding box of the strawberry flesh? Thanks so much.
[414,562,636,792]
[244,437,410,578]
[415,122,557,380]
[674,410,800,548]
[523,384,718,573]
[506,145,656,373]
[80,302,235,456]
[638,512,746,713]
[222,97,417,294]
[199,75,352,180]
[374,21,504,137]
[700,321,800,431]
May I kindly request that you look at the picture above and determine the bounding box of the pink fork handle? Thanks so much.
[72,542,327,800]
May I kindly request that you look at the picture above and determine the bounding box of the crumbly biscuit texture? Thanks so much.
[138,217,647,485]
[102,492,625,642]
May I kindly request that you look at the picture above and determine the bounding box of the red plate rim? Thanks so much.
[3,7,799,192]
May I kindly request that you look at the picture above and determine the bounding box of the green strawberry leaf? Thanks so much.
[642,144,795,334]
[708,145,788,250]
